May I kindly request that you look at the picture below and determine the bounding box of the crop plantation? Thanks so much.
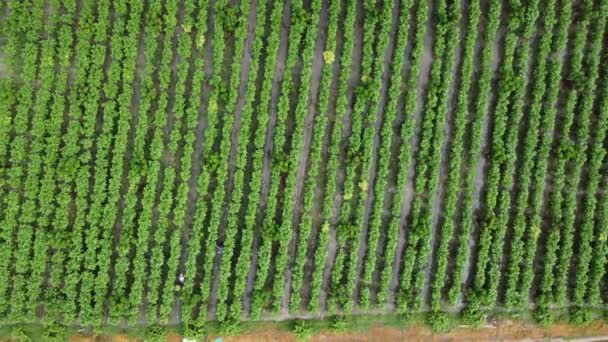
[1,0,608,332]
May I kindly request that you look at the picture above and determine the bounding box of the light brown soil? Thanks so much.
[205,320,608,342]
[2,320,606,342]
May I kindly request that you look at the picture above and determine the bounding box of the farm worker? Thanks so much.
[178,273,185,286]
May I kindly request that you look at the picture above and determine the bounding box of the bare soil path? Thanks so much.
[65,319,608,342]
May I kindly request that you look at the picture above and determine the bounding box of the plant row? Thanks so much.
[307,0,357,314]
[216,0,268,322]
[328,0,380,313]
[529,0,574,323]
[376,0,429,306]
[535,0,593,320]
[289,0,341,313]
[428,0,480,314]
[0,0,46,320]
[250,0,309,318]
[228,0,283,321]
[181,0,229,324]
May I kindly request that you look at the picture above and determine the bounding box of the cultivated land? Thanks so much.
[1,0,608,336]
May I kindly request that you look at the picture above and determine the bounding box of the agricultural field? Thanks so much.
[0,0,607,332]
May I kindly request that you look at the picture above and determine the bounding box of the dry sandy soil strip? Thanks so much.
[66,319,608,342]
[210,320,608,342]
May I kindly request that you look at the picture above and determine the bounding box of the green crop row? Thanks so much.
[293,0,348,313]
[271,0,323,314]
[205,0,254,322]
[180,0,228,325]
[445,0,501,306]
[566,2,607,319]
[127,0,176,324]
[503,0,558,309]
[348,0,394,312]
[429,0,480,313]
[227,0,283,321]
[533,1,597,323]
[514,0,573,311]
[308,0,356,314]
[39,0,79,322]
[397,0,456,313]
[376,0,429,307]
[328,0,380,313]
[217,0,268,322]
[0,0,46,319]
[51,1,100,322]
[62,3,114,322]
[465,1,539,320]
[11,0,61,320]
[109,0,164,321]
[250,0,309,318]
[361,0,414,310]
[158,0,207,324]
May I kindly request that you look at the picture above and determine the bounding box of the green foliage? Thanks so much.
[42,323,67,342]
[2,0,607,331]
[328,315,348,332]
[11,327,32,342]
[461,304,484,327]
[569,306,592,325]
[218,319,242,336]
[145,324,167,342]
[292,320,314,340]
[182,322,206,341]
[426,311,450,333]
[502,0,558,308]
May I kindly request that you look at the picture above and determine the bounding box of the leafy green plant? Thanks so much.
[426,311,450,333]
[292,320,314,340]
